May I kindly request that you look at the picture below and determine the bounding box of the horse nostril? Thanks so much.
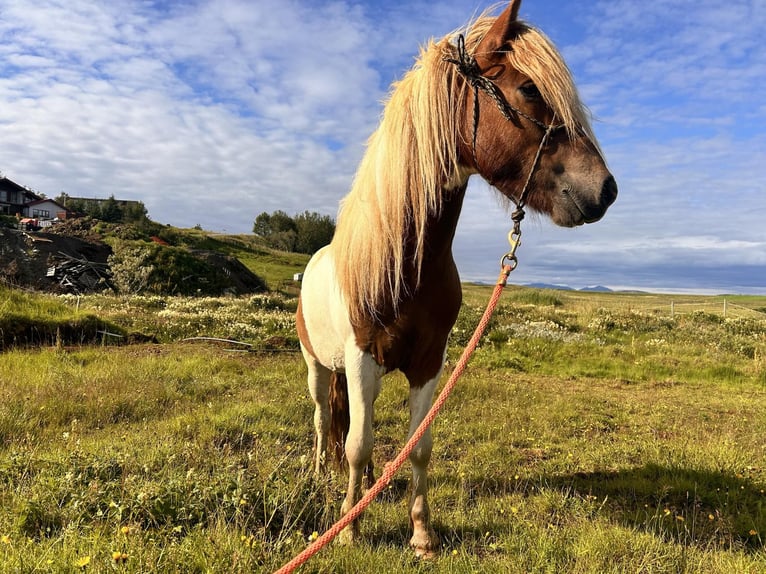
[601,175,618,206]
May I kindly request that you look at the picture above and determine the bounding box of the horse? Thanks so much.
[296,0,617,555]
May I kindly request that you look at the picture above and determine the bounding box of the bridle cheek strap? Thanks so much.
[444,33,564,221]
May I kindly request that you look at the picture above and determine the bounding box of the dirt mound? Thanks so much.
[0,228,113,293]
[46,217,103,242]
[1,225,267,296]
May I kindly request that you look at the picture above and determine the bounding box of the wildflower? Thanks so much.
[112,552,129,563]
[749,529,758,536]
[452,549,458,556]
[708,514,715,521]
[120,526,131,535]
[308,531,319,542]
[1,534,10,545]
[676,516,685,522]
[76,556,91,569]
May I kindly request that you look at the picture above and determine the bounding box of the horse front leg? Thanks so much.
[406,373,441,557]
[339,350,380,544]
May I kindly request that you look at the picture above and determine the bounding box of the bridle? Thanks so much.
[445,33,565,261]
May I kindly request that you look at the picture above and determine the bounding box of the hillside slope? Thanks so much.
[0,220,310,295]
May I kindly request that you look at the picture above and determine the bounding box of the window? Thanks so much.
[32,209,50,218]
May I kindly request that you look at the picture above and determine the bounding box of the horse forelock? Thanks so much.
[467,15,597,149]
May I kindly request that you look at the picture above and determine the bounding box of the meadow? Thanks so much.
[0,285,765,572]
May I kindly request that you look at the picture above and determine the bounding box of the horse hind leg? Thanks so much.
[303,351,332,474]
[406,373,441,557]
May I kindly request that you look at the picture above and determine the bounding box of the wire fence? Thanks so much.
[637,299,766,320]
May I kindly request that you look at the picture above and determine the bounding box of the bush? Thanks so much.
[0,214,18,229]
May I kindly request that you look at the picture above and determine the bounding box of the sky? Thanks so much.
[1,0,764,294]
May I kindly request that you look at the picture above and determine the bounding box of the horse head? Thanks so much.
[457,0,617,227]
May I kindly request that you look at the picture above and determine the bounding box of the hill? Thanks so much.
[0,219,310,296]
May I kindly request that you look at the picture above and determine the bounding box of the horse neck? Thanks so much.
[408,183,467,280]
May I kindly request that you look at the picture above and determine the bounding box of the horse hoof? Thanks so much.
[414,546,437,560]
[410,530,439,558]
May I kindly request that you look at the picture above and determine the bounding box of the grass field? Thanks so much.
[0,285,765,572]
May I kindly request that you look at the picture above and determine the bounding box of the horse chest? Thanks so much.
[353,284,462,386]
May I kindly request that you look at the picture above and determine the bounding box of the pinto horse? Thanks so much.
[296,0,617,555]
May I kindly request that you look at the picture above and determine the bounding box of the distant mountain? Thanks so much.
[579,285,613,292]
[523,282,615,293]
[525,282,575,291]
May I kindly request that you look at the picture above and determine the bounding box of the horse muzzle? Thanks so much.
[554,174,618,227]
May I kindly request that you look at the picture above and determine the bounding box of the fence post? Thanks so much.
[670,301,674,318]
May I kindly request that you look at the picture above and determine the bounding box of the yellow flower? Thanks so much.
[112,551,129,563]
[1,534,10,545]
[76,556,91,569]
[749,529,758,536]
[308,531,319,542]
[708,514,715,521]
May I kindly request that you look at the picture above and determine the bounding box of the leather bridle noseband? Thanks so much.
[445,34,565,227]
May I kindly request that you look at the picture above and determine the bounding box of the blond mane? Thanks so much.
[331,12,595,323]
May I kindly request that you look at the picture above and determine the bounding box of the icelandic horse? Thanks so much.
[296,0,617,555]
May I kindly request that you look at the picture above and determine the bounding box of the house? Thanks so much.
[25,198,70,221]
[0,176,39,217]
[0,176,71,225]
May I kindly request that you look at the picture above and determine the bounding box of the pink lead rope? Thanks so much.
[273,263,515,574]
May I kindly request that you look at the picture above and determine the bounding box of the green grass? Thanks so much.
[0,286,765,572]
[0,287,125,349]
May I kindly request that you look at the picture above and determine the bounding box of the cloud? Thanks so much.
[0,0,763,293]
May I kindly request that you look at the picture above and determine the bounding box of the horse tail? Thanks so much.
[328,372,350,468]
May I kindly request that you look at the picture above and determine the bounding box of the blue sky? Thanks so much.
[1,0,764,293]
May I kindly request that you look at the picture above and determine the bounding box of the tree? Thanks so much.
[122,201,149,223]
[252,212,272,237]
[253,210,296,237]
[100,195,123,223]
[294,210,335,254]
[252,209,335,254]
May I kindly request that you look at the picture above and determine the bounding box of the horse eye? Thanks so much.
[519,83,541,100]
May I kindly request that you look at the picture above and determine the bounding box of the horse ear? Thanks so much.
[477,0,522,55]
